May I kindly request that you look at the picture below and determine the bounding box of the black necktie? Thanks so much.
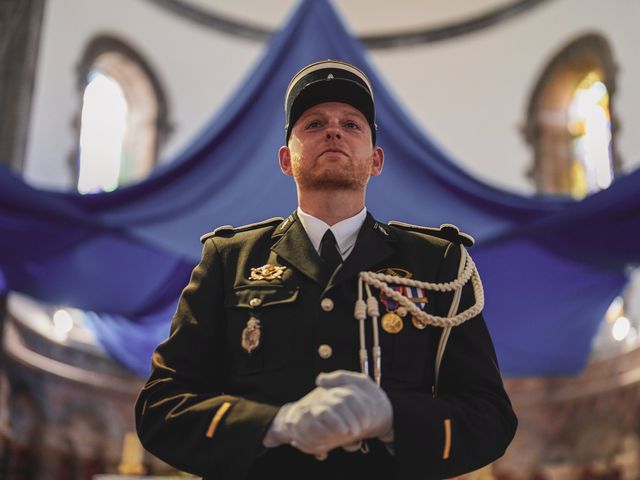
[320,229,342,276]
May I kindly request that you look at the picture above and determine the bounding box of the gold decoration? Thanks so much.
[250,264,287,281]
[241,316,261,353]
[412,316,427,330]
[376,267,412,279]
[381,312,404,334]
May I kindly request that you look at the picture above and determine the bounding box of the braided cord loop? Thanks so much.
[359,249,484,328]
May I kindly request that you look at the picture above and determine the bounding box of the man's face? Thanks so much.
[279,102,383,191]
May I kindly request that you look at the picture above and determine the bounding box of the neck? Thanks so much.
[298,189,365,226]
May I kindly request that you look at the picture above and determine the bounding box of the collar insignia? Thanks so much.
[373,222,389,236]
[279,216,291,231]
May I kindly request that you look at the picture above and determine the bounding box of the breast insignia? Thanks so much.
[381,311,404,334]
[377,268,414,334]
[412,316,428,330]
[378,267,412,278]
[376,266,430,333]
[249,264,287,281]
[241,316,261,353]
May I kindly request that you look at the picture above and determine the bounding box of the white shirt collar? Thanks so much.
[297,206,367,260]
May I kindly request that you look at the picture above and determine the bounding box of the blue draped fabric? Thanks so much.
[1,0,638,377]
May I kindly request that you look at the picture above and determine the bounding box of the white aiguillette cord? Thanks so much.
[316,273,382,460]
[315,245,482,461]
[354,280,382,385]
[357,244,483,391]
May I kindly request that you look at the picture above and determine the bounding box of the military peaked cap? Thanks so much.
[284,60,376,144]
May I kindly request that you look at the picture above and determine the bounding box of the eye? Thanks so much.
[305,120,322,129]
[344,121,361,130]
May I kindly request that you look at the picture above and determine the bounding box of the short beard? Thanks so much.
[294,167,369,192]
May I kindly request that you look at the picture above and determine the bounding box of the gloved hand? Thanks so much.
[316,370,394,443]
[262,370,394,455]
[262,385,366,455]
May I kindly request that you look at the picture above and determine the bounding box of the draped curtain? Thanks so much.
[1,0,638,377]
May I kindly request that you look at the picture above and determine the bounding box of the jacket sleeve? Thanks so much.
[135,238,279,478]
[387,241,518,479]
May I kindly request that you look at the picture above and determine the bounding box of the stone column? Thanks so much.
[0,0,46,171]
[0,296,9,478]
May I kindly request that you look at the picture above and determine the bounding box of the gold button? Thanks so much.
[320,297,334,312]
[317,344,333,359]
[249,297,262,307]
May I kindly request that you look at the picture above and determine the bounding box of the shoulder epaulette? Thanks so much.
[200,217,285,243]
[388,221,474,247]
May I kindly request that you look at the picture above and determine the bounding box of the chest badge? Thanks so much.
[412,316,428,330]
[249,264,287,281]
[241,316,261,353]
[377,267,430,333]
[377,267,412,278]
[381,311,404,334]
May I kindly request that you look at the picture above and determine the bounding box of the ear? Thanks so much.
[370,146,384,177]
[279,146,293,176]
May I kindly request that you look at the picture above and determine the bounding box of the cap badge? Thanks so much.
[241,316,261,353]
[250,264,287,281]
[327,73,334,80]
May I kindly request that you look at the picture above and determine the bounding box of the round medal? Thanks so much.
[381,312,404,334]
[411,315,427,330]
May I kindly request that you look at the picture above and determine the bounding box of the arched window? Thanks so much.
[73,36,171,193]
[524,34,618,198]
[525,35,639,358]
[567,72,613,198]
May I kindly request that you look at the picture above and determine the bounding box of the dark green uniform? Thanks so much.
[135,212,517,479]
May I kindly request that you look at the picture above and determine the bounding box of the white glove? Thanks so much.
[316,370,394,443]
[262,370,394,455]
[262,385,366,455]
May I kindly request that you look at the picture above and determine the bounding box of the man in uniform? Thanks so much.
[135,60,517,479]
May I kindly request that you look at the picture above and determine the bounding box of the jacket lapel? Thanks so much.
[271,211,398,289]
[328,213,397,291]
[271,212,325,286]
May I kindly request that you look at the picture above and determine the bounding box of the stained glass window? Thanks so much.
[567,72,613,199]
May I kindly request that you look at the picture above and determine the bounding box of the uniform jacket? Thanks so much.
[135,212,517,480]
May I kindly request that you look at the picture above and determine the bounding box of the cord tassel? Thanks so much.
[355,277,369,376]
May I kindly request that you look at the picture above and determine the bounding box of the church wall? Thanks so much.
[371,0,640,193]
[23,0,640,194]
[24,0,263,190]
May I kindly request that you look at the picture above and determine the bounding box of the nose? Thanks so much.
[325,127,341,140]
